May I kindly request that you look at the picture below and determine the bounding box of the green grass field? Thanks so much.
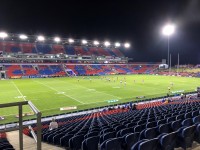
[0,75,199,124]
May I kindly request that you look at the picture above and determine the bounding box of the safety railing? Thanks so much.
[0,101,41,150]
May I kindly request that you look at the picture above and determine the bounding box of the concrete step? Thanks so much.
[7,131,64,150]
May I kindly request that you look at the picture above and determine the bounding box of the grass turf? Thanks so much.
[0,75,199,124]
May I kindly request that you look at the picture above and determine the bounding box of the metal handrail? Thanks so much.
[28,125,37,143]
[0,101,41,150]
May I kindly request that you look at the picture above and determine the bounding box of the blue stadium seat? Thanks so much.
[84,131,99,139]
[53,133,65,145]
[159,123,171,134]
[171,120,182,131]
[181,118,193,127]
[194,124,200,143]
[69,134,84,150]
[60,134,73,147]
[131,139,148,150]
[176,125,196,149]
[105,138,122,150]
[102,131,116,143]
[192,111,199,117]
[138,138,159,150]
[193,115,200,124]
[125,132,140,150]
[82,136,99,150]
[159,131,178,150]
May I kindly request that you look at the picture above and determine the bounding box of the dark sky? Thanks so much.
[0,0,200,64]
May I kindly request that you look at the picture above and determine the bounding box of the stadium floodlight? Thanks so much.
[115,42,121,47]
[82,39,87,44]
[162,23,175,72]
[93,40,99,45]
[0,32,8,38]
[19,34,28,40]
[124,42,130,48]
[162,24,175,36]
[37,35,45,41]
[54,37,61,42]
[104,41,110,47]
[68,38,74,43]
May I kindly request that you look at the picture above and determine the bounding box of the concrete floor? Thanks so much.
[7,131,65,150]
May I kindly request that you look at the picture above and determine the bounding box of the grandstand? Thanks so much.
[22,98,200,150]
[0,41,124,57]
[0,35,199,150]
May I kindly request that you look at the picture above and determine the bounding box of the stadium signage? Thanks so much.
[60,106,77,111]
[136,96,145,99]
[171,90,184,94]
[107,100,118,103]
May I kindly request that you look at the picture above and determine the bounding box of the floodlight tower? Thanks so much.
[162,24,175,68]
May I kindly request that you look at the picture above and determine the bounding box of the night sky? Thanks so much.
[0,0,200,64]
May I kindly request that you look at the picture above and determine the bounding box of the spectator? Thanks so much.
[49,118,58,130]
[133,104,137,110]
[197,91,200,98]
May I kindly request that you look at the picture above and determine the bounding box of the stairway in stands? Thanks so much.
[7,131,64,150]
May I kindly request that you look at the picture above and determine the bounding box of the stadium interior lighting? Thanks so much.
[19,34,28,40]
[115,42,121,47]
[54,37,61,42]
[124,42,130,48]
[82,40,87,44]
[104,41,110,47]
[0,32,8,38]
[37,35,45,41]
[162,24,175,36]
[68,38,74,43]
[93,40,99,45]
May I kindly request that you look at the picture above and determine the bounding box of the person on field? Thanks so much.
[49,118,58,130]
[168,86,171,92]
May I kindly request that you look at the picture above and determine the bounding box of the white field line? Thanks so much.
[57,79,121,99]
[11,81,27,101]
[33,80,84,104]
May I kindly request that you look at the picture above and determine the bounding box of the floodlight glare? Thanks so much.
[93,40,99,45]
[124,43,130,48]
[104,41,110,47]
[82,40,87,44]
[115,42,121,47]
[54,37,61,42]
[68,38,74,43]
[162,24,175,36]
[0,32,8,38]
[19,34,28,40]
[37,35,45,41]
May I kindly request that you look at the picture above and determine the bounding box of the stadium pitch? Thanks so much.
[0,75,199,122]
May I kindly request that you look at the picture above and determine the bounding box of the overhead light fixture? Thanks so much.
[54,37,61,42]
[82,40,87,44]
[162,24,175,36]
[93,40,99,45]
[124,42,130,48]
[0,32,8,38]
[68,38,74,43]
[19,34,28,40]
[37,35,45,41]
[104,41,110,47]
[115,42,121,47]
